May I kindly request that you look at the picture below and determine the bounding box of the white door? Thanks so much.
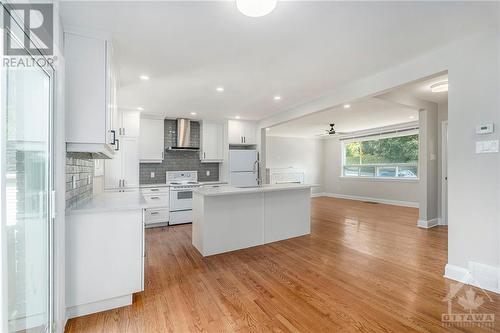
[442,121,448,225]
[122,137,139,188]
[230,150,258,172]
[230,172,258,187]
[228,120,243,144]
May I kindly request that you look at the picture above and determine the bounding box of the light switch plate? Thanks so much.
[476,140,499,154]
[150,172,155,178]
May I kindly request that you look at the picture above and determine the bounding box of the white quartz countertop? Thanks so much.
[193,184,314,197]
[139,181,228,188]
[67,192,164,215]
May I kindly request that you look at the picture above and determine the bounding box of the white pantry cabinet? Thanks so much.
[228,120,257,145]
[117,110,141,138]
[66,209,144,318]
[105,136,139,190]
[139,116,164,163]
[200,121,224,162]
[65,32,117,150]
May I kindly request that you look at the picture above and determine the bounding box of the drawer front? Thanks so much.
[140,187,169,195]
[143,194,169,206]
[145,208,169,224]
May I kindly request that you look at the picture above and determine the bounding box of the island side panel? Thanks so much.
[263,188,311,243]
[192,192,205,254]
[200,193,265,256]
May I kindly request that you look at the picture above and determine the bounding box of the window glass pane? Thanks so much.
[343,133,418,179]
[359,166,375,177]
[377,167,396,177]
[398,166,418,178]
[344,166,359,176]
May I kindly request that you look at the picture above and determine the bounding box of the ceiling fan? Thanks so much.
[320,123,348,136]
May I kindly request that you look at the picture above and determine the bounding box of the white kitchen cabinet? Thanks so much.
[200,121,224,162]
[139,117,164,163]
[66,209,144,318]
[228,120,257,145]
[119,110,141,138]
[65,32,118,153]
[104,137,139,190]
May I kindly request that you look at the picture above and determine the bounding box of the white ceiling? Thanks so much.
[397,74,449,104]
[266,98,418,138]
[60,1,492,120]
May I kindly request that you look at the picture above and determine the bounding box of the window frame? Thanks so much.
[340,129,419,181]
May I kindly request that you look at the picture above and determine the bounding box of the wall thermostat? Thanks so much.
[476,123,494,134]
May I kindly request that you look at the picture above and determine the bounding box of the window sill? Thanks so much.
[339,176,420,183]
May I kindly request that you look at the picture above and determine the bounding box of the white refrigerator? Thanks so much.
[229,150,259,187]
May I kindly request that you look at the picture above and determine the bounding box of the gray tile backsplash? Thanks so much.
[139,119,219,184]
[66,156,94,208]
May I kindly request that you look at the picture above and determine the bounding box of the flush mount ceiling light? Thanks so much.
[137,107,144,111]
[235,115,241,119]
[236,0,278,17]
[216,86,225,92]
[431,81,448,93]
[139,75,149,81]
[190,112,197,116]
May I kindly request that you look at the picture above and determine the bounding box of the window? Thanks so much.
[342,132,418,179]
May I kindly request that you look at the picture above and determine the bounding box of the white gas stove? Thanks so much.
[167,171,201,225]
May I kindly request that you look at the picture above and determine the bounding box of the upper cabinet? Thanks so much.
[65,32,117,155]
[139,116,165,163]
[228,120,257,145]
[200,121,224,162]
[118,110,141,138]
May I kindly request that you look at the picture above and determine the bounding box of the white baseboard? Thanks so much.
[313,192,419,208]
[417,218,439,228]
[445,263,500,294]
[66,294,132,319]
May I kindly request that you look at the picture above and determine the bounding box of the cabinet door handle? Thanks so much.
[123,179,126,187]
[203,152,206,159]
[122,127,125,136]
[150,211,159,215]
[150,196,160,200]
[110,130,116,145]
[115,139,120,151]
[150,189,159,192]
[244,136,246,143]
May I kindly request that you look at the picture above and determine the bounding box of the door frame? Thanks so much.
[441,120,448,225]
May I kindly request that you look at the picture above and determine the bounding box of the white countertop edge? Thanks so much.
[66,192,165,215]
[193,184,315,197]
[139,181,228,188]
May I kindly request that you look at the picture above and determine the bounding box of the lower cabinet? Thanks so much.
[66,209,144,318]
[141,187,169,227]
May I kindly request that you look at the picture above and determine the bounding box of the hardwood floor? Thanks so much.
[65,197,500,332]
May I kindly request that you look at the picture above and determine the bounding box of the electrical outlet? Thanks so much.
[206,170,210,176]
[150,172,155,178]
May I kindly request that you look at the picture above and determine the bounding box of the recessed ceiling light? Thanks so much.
[431,81,448,93]
[273,95,281,101]
[409,115,416,119]
[190,112,197,116]
[216,87,224,92]
[343,104,351,109]
[235,115,240,119]
[236,0,278,17]
[137,107,144,111]
[265,128,270,131]
[139,75,149,81]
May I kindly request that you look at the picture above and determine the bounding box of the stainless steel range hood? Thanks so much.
[168,118,199,150]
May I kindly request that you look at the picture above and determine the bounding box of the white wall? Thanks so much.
[322,137,419,206]
[260,22,500,291]
[266,136,323,193]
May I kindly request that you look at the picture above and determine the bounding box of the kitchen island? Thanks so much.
[192,184,312,256]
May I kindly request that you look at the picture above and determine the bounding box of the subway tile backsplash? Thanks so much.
[139,120,219,184]
[65,155,94,208]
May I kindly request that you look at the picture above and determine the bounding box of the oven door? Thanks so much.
[169,188,193,211]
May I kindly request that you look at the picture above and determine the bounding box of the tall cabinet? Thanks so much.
[104,111,140,190]
[200,121,224,162]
